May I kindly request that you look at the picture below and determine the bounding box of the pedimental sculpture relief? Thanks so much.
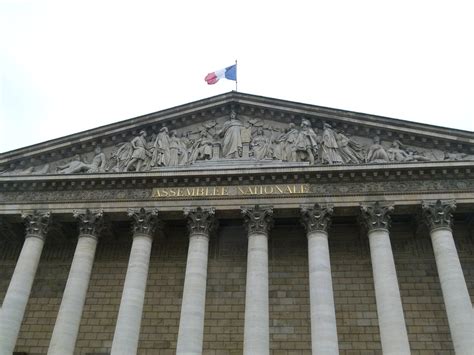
[1,103,472,176]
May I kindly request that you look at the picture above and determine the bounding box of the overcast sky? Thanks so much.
[1,1,473,153]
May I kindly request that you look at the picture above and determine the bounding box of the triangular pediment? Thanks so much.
[1,91,474,176]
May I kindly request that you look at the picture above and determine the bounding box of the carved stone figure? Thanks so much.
[109,143,132,172]
[151,127,171,167]
[366,136,389,163]
[56,155,84,174]
[56,147,106,174]
[251,128,272,160]
[271,127,286,161]
[405,149,431,162]
[387,140,410,162]
[189,130,213,163]
[336,131,364,164]
[281,123,299,162]
[388,140,431,162]
[241,121,253,144]
[125,131,150,172]
[320,123,343,164]
[180,132,194,165]
[217,110,243,158]
[166,130,185,166]
[444,151,468,161]
[294,119,319,164]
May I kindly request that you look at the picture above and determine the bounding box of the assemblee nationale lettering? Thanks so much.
[152,184,310,198]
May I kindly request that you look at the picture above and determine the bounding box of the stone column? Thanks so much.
[241,205,273,355]
[48,209,104,355]
[422,200,474,354]
[301,204,339,355]
[0,211,51,355]
[360,202,410,354]
[176,207,216,354]
[111,208,159,355]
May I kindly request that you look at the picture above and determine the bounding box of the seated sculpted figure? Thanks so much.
[251,128,272,160]
[56,147,106,174]
[189,130,213,163]
[366,136,389,163]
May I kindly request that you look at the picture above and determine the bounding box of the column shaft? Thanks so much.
[430,228,474,354]
[0,236,45,355]
[48,235,98,355]
[307,231,338,354]
[176,234,210,354]
[368,229,410,354]
[243,232,269,355]
[111,234,153,355]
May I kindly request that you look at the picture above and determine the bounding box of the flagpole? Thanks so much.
[235,59,238,92]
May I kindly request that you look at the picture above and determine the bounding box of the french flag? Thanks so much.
[204,64,237,85]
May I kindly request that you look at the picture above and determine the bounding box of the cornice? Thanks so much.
[0,160,473,192]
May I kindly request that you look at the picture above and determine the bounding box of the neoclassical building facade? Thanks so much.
[0,92,473,354]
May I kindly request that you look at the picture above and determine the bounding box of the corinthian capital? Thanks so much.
[241,205,273,237]
[21,210,51,240]
[128,207,159,237]
[360,202,394,232]
[184,207,216,236]
[422,200,456,232]
[301,204,333,234]
[73,209,104,239]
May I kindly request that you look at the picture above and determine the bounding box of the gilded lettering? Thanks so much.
[264,185,274,194]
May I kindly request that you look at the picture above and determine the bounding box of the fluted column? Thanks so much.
[241,205,273,355]
[301,204,338,355]
[176,207,216,354]
[48,209,104,355]
[360,202,410,354]
[0,211,51,355]
[111,208,159,355]
[422,200,474,354]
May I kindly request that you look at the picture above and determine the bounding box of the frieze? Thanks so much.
[2,109,473,177]
[152,184,310,199]
[2,179,474,204]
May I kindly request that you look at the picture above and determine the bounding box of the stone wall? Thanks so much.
[0,219,473,355]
